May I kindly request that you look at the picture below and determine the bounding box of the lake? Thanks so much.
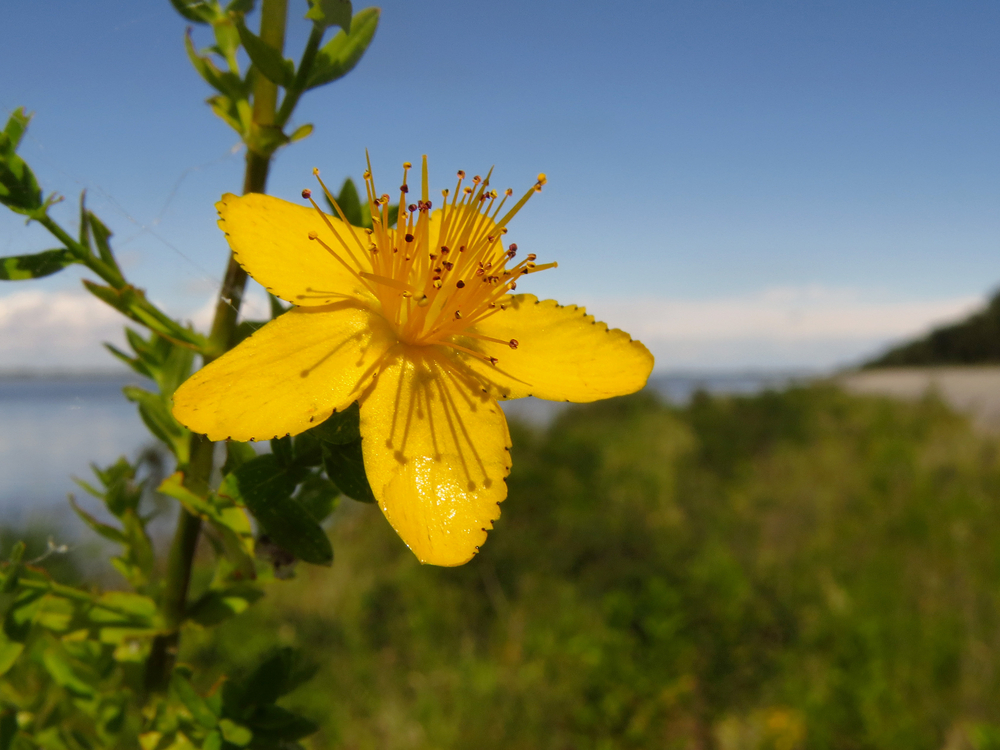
[0,371,810,532]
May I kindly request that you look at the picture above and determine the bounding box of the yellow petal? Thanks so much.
[217,193,374,306]
[173,302,396,441]
[359,346,511,566]
[456,294,654,402]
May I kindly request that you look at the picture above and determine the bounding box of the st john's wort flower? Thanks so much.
[172,158,654,566]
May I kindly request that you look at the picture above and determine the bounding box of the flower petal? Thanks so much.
[217,193,374,306]
[173,302,396,441]
[456,294,654,402]
[359,346,511,566]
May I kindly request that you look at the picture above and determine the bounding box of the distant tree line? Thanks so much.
[867,289,1000,367]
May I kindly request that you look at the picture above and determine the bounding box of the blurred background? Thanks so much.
[2,1,1000,747]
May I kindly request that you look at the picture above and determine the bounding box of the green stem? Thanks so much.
[143,0,289,695]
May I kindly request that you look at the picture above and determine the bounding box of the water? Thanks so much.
[0,371,811,528]
[0,375,152,526]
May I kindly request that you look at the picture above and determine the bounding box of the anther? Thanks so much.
[308,231,318,240]
[505,188,513,196]
[312,167,320,176]
[301,188,312,199]
[400,184,409,193]
[456,280,465,288]
[464,187,473,194]
[457,170,465,178]
[526,253,537,261]
[509,339,518,349]
[404,233,414,242]
[408,204,417,213]
[440,246,450,254]
[454,310,462,319]
[473,175,481,184]
[509,243,518,252]
[488,357,499,366]
[403,161,412,169]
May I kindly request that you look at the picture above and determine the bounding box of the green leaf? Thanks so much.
[82,280,207,348]
[309,402,361,444]
[169,0,220,23]
[89,591,159,626]
[0,636,23,677]
[159,473,256,579]
[87,211,118,271]
[218,719,252,747]
[227,0,255,12]
[288,123,313,143]
[269,435,294,468]
[172,673,219,729]
[123,386,191,462]
[245,705,319,741]
[219,456,333,566]
[322,439,376,503]
[42,648,96,699]
[186,585,263,627]
[236,21,294,87]
[0,248,76,280]
[82,456,143,517]
[306,8,379,90]
[185,30,247,101]
[2,108,28,150]
[105,344,154,380]
[68,496,127,544]
[0,108,43,215]
[294,474,339,523]
[241,647,318,706]
[304,0,352,31]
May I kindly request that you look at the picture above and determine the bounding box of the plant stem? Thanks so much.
[144,0,289,695]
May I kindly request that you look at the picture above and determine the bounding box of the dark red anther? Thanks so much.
[404,233,414,242]
[301,188,312,199]
[456,280,465,288]
[508,243,518,252]
[408,204,417,212]
[488,356,499,366]
[400,184,409,193]
[509,339,519,349]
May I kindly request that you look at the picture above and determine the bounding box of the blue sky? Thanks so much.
[0,1,997,370]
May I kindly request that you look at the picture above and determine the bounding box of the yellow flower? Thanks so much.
[172,157,654,566]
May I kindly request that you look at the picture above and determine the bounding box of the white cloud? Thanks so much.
[582,286,983,371]
[0,290,126,370]
[0,285,985,372]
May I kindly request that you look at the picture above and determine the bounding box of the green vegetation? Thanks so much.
[179,385,1000,749]
[866,290,1000,366]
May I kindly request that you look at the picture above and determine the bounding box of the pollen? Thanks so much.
[306,155,556,356]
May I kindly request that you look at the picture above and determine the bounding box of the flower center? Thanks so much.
[305,156,555,363]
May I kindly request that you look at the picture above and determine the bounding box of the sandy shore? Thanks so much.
[838,367,1000,433]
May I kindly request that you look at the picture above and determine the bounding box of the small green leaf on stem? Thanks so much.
[288,123,313,142]
[237,20,295,87]
[0,249,76,280]
[219,455,333,566]
[322,439,376,503]
[0,108,43,215]
[304,0,352,32]
[305,7,378,90]
[169,0,220,24]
